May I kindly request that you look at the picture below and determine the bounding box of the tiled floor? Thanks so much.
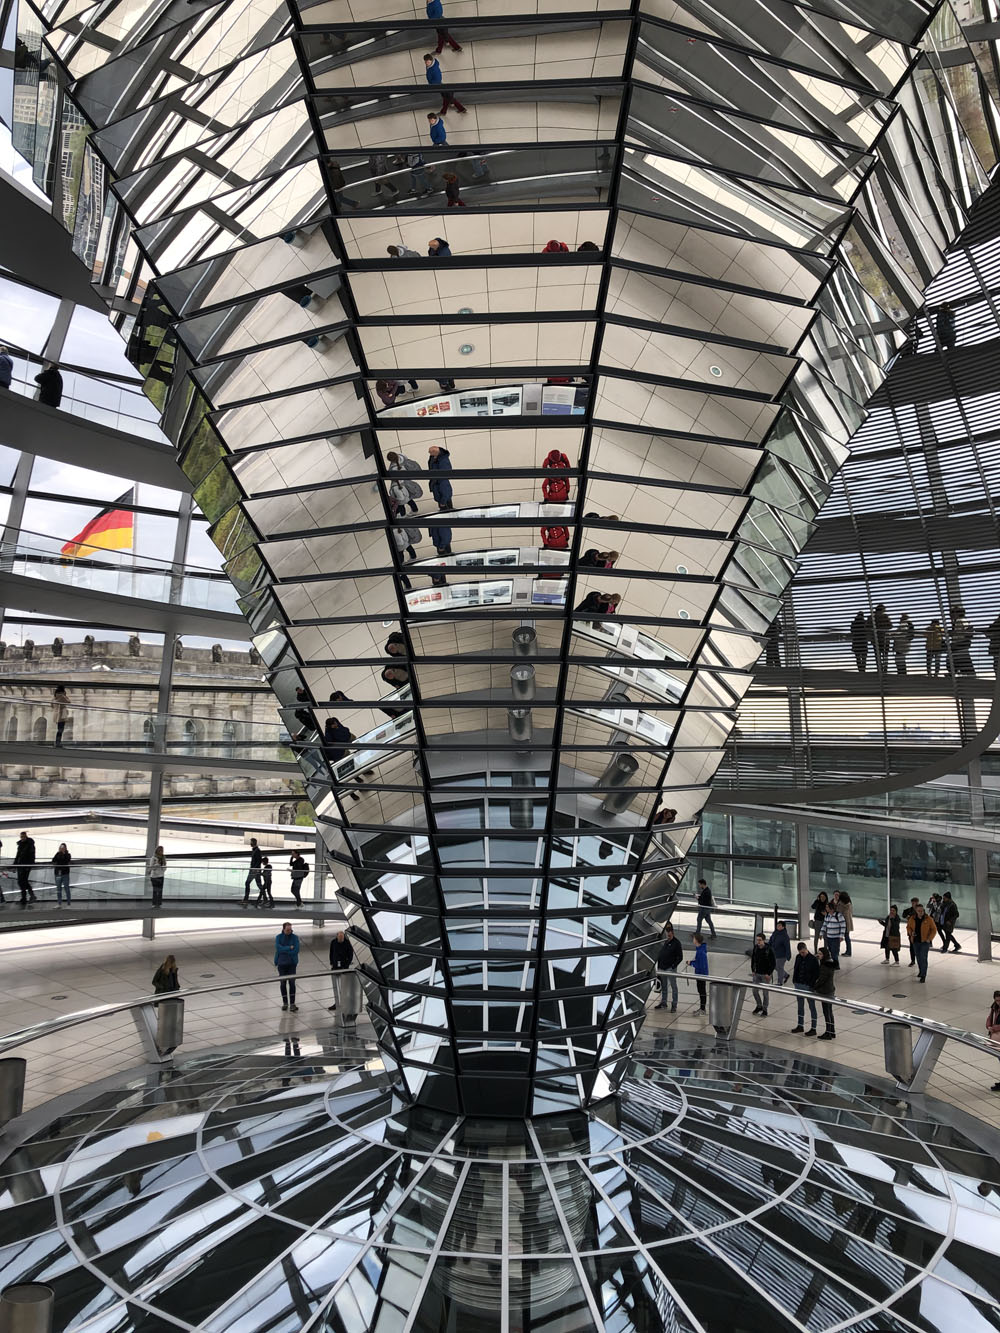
[1,913,998,1124]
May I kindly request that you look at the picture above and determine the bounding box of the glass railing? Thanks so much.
[0,850,325,913]
[0,529,240,614]
[3,352,167,441]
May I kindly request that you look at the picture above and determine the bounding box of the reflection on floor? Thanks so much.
[1,1032,998,1331]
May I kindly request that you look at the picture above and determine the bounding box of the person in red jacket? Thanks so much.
[540,525,569,549]
[541,240,569,253]
[541,449,572,503]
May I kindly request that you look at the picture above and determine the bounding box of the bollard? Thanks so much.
[0,1284,54,1333]
[708,985,736,1031]
[512,627,537,657]
[510,664,536,702]
[0,1060,26,1126]
[156,999,184,1056]
[883,1022,915,1083]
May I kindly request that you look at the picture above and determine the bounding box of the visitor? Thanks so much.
[893,614,915,674]
[986,990,1000,1091]
[936,301,957,350]
[832,889,853,956]
[814,947,838,1039]
[987,614,1000,676]
[243,837,263,906]
[328,929,355,1010]
[148,844,165,908]
[850,610,869,671]
[822,902,847,965]
[577,241,600,251]
[541,240,569,253]
[938,891,961,952]
[443,172,466,207]
[428,444,454,510]
[385,631,407,657]
[872,604,892,673]
[880,905,902,963]
[15,830,36,906]
[695,877,716,939]
[34,362,62,407]
[152,954,180,994]
[324,717,353,761]
[290,852,309,905]
[52,686,70,746]
[810,890,828,950]
[386,450,424,512]
[687,933,708,1013]
[387,243,421,258]
[52,842,71,906]
[950,605,976,675]
[790,942,819,1034]
[293,686,314,739]
[0,347,11,389]
[903,896,921,965]
[750,933,775,1016]
[256,856,274,907]
[908,902,937,982]
[428,521,452,555]
[765,618,781,668]
[274,922,300,1011]
[427,112,448,146]
[926,619,945,676]
[654,923,682,1012]
[391,516,421,563]
[769,920,791,985]
[427,237,452,258]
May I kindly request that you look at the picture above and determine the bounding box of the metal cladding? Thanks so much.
[18,0,997,1114]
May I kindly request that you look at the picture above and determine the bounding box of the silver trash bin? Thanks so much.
[0,1059,26,1125]
[156,999,184,1055]
[883,1022,914,1082]
[333,971,363,1029]
[0,1283,54,1333]
[708,985,735,1030]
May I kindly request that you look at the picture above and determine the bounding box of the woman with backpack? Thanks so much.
[385,450,423,513]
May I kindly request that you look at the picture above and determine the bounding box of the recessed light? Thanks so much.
[459,343,475,355]
[678,610,690,619]
[458,307,473,315]
[709,365,723,377]
[676,564,688,574]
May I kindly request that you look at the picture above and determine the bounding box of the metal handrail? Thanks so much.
[679,972,1000,1066]
[0,967,342,1060]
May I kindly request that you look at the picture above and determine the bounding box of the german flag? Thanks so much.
[60,490,135,559]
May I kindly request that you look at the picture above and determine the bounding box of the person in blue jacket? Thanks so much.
[428,236,451,258]
[424,55,466,114]
[426,0,443,15]
[769,919,792,985]
[274,922,300,1011]
[427,113,447,146]
[428,521,452,554]
[428,445,454,510]
[687,933,708,1012]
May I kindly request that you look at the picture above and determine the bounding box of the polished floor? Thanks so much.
[1,1031,999,1330]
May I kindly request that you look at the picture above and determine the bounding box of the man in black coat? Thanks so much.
[328,930,355,1011]
[654,924,683,1012]
[14,831,36,906]
[790,942,820,1034]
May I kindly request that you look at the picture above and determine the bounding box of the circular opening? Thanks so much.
[709,365,723,377]
[675,564,688,575]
